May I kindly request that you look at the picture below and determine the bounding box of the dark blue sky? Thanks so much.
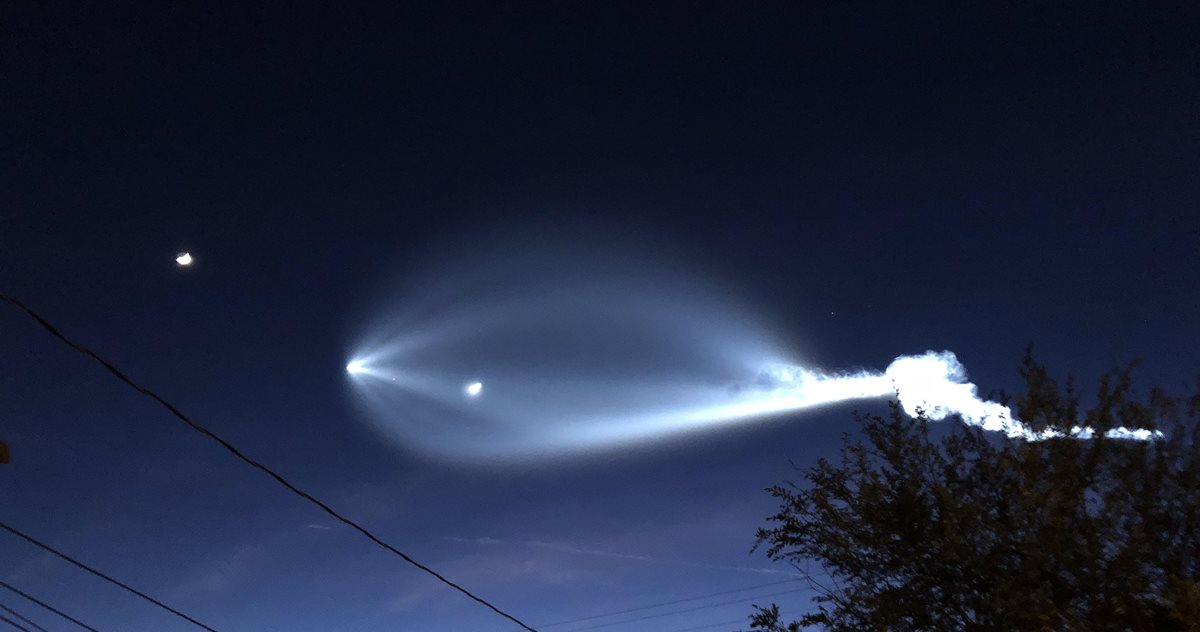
[2,3,1198,630]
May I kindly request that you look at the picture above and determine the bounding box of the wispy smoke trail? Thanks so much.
[766,351,1160,441]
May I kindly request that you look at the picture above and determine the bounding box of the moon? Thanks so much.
[175,252,194,266]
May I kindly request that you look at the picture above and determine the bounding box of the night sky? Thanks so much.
[3,3,1199,631]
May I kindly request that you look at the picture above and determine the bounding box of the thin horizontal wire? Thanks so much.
[664,618,746,632]
[564,588,806,632]
[538,579,797,628]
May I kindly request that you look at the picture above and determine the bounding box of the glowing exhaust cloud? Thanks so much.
[764,351,1160,442]
[345,345,1159,460]
[342,224,1159,461]
[543,350,1161,453]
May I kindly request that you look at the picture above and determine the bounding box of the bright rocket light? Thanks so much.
[341,224,1160,461]
[348,342,1166,460]
[175,252,193,266]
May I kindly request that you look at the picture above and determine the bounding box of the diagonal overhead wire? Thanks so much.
[0,292,538,632]
[0,604,45,632]
[0,581,99,631]
[0,612,32,632]
[0,523,184,630]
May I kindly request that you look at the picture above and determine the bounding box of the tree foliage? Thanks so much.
[750,356,1200,631]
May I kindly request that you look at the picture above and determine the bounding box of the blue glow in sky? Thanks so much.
[2,3,1197,631]
[343,228,791,460]
[344,233,1159,462]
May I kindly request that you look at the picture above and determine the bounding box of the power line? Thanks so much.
[538,579,797,628]
[0,604,45,632]
[563,588,806,632]
[0,612,32,632]
[0,580,101,632]
[0,521,208,630]
[0,292,538,632]
[0,525,204,628]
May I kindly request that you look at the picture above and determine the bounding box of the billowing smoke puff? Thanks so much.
[781,351,1161,441]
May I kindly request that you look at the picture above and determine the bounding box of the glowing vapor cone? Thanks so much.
[340,232,1162,461]
[344,349,1162,461]
[343,232,1156,460]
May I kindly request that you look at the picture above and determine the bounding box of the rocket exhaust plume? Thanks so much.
[345,347,1161,461]
[343,226,1160,461]
[763,351,1161,442]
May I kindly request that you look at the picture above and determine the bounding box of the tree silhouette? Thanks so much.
[750,356,1200,631]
